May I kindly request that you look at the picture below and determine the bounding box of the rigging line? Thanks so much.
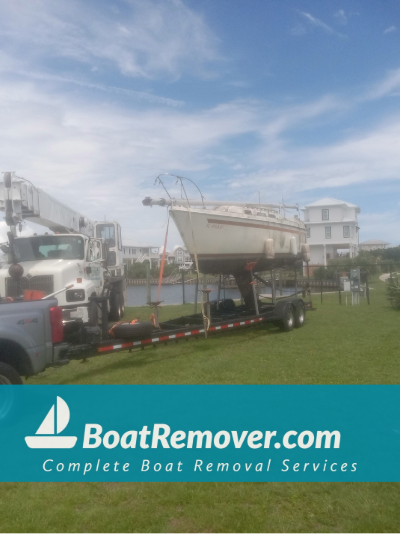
[175,174,206,207]
[155,174,172,199]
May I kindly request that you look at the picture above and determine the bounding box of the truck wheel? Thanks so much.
[109,293,124,321]
[279,305,294,332]
[294,302,305,328]
[0,362,23,385]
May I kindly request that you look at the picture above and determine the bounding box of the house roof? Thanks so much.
[301,197,360,212]
[360,239,390,245]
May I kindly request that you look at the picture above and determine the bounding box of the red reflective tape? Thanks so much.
[98,345,114,353]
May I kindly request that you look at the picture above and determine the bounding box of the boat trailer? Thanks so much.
[66,296,312,360]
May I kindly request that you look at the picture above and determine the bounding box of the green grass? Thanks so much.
[29,280,400,386]
[2,279,400,532]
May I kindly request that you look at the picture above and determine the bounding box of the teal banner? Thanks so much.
[0,386,397,481]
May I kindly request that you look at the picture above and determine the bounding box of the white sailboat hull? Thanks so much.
[170,206,307,273]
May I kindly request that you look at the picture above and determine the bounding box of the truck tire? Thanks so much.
[278,305,294,332]
[0,362,23,385]
[109,293,124,321]
[294,302,305,328]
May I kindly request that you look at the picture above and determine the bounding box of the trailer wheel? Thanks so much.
[279,305,294,332]
[294,302,305,328]
[0,362,23,385]
[109,293,124,321]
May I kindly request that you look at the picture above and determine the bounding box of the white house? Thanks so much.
[301,198,360,272]
[159,245,192,268]
[359,239,390,251]
[172,245,193,269]
[122,241,160,268]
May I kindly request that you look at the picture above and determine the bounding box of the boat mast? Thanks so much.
[142,197,299,211]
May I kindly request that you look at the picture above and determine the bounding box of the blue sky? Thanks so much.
[0,0,399,246]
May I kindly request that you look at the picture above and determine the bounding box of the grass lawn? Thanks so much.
[1,278,400,532]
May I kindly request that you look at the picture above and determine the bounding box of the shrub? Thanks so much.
[387,277,400,308]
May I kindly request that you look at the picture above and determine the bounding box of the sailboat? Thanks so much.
[25,396,77,449]
[143,197,309,274]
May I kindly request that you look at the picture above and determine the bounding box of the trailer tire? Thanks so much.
[279,305,294,332]
[0,362,23,385]
[111,322,154,340]
[294,302,305,328]
[109,293,124,321]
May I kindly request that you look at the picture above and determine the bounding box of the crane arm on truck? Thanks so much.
[0,172,94,237]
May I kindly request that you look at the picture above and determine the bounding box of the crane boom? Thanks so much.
[0,172,94,237]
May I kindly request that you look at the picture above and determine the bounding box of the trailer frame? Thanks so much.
[66,296,312,360]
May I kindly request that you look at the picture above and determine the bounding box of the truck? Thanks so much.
[0,298,67,384]
[0,172,126,325]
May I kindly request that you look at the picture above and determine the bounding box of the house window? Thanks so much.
[343,226,350,238]
[123,248,125,254]
[306,227,310,238]
[325,226,331,239]
[133,249,136,254]
[322,209,329,220]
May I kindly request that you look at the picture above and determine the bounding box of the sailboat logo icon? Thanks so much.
[25,396,78,449]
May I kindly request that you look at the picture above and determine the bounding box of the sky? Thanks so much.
[0,0,399,247]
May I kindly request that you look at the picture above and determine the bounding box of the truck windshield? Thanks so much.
[13,236,85,261]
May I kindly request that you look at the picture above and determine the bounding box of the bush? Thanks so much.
[387,277,400,308]
[313,266,339,280]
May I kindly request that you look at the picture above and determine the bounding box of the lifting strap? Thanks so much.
[157,214,170,302]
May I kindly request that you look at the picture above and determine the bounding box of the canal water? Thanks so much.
[126,284,297,307]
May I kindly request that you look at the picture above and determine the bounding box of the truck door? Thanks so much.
[86,239,103,294]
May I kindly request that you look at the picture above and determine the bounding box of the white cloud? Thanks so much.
[229,115,400,211]
[384,26,396,34]
[299,12,346,38]
[0,0,220,79]
[367,69,400,99]
[1,57,400,246]
[334,9,347,25]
